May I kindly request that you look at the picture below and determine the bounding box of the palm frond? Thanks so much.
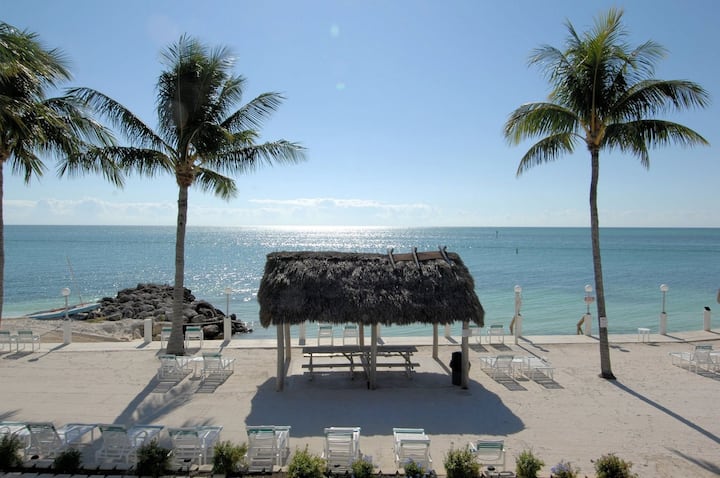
[504,102,579,144]
[516,133,576,176]
[614,79,711,120]
[206,139,307,175]
[221,91,285,133]
[193,167,237,200]
[605,119,709,159]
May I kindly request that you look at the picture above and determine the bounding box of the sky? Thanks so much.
[3,0,719,228]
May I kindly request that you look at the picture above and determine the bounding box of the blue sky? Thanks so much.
[3,0,718,227]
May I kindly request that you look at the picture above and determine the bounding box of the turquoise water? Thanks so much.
[4,225,719,338]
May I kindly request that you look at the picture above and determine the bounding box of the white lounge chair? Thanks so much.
[669,345,717,373]
[167,426,222,468]
[486,324,505,344]
[184,326,204,349]
[323,427,361,472]
[24,422,97,459]
[160,327,172,349]
[393,428,432,470]
[245,425,291,472]
[95,424,164,466]
[16,330,40,352]
[157,354,192,381]
[0,330,15,351]
[468,439,506,470]
[480,355,515,379]
[317,324,334,346]
[201,352,235,381]
[0,421,30,449]
[342,325,359,345]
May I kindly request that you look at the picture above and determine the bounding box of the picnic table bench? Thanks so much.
[302,345,419,380]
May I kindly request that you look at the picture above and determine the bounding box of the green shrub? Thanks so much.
[135,440,170,478]
[351,457,374,478]
[53,448,83,473]
[403,459,425,478]
[212,440,247,477]
[287,446,326,478]
[444,446,480,478]
[594,454,637,478]
[0,434,23,470]
[550,460,579,478]
[515,449,544,478]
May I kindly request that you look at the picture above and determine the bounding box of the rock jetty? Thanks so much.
[87,283,252,339]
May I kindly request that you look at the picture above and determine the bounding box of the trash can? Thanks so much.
[450,351,462,386]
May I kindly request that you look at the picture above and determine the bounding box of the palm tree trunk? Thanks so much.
[167,184,189,355]
[590,149,615,379]
[0,160,4,328]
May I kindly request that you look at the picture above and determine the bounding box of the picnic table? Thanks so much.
[302,344,419,380]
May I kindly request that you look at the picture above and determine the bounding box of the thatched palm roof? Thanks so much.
[258,250,484,328]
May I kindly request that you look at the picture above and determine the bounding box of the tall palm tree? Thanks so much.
[504,8,709,379]
[0,22,118,325]
[71,35,306,355]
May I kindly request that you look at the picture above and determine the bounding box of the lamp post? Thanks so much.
[224,287,232,341]
[659,284,668,335]
[582,284,594,335]
[61,288,72,344]
[513,285,522,344]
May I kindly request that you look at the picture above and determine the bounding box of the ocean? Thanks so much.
[3,225,719,339]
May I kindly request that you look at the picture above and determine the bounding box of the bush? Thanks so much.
[403,459,425,478]
[351,457,374,478]
[53,448,83,473]
[594,454,637,478]
[0,434,23,470]
[212,440,247,477]
[515,449,544,478]
[444,446,480,478]
[287,446,326,478]
[135,440,170,478]
[550,460,579,478]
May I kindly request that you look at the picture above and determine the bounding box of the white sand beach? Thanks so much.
[0,323,718,478]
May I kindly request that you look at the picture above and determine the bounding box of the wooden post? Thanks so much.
[359,324,365,347]
[370,324,378,389]
[276,324,285,391]
[432,323,439,359]
[284,323,292,360]
[461,321,469,389]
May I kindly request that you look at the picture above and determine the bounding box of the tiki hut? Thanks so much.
[258,249,484,390]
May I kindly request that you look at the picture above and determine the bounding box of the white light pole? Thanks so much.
[513,285,522,344]
[659,284,668,335]
[224,287,232,341]
[582,284,594,336]
[62,288,72,344]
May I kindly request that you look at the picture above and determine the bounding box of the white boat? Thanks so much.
[27,302,101,320]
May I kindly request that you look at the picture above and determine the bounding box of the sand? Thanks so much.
[0,326,718,478]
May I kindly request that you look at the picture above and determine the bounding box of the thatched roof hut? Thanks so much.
[258,250,484,327]
[257,249,484,390]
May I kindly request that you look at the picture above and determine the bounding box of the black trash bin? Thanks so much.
[450,351,462,386]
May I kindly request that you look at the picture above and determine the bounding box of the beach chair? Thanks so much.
[15,330,40,352]
[95,424,164,466]
[0,330,15,351]
[522,356,555,380]
[184,326,204,349]
[323,427,361,472]
[669,345,716,373]
[317,324,334,346]
[201,352,235,381]
[393,428,432,470]
[0,421,30,449]
[160,327,172,349]
[24,422,97,459]
[480,355,515,379]
[245,425,291,472]
[468,439,506,470]
[486,324,505,344]
[167,426,223,468]
[157,354,192,381]
[342,324,359,345]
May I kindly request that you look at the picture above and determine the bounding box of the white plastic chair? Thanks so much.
[201,352,235,381]
[323,427,361,472]
[317,324,334,346]
[24,422,97,459]
[393,428,431,470]
[184,326,204,349]
[468,440,506,470]
[342,325,359,345]
[160,327,172,349]
[16,330,40,352]
[0,330,15,351]
[245,425,291,472]
[157,354,192,381]
[168,426,222,468]
[95,424,164,466]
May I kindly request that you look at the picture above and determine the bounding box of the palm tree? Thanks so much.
[0,22,118,325]
[71,35,306,354]
[504,8,709,379]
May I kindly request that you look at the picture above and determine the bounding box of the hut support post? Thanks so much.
[370,324,378,390]
[432,323,439,359]
[276,324,285,391]
[359,325,365,347]
[284,323,292,360]
[461,321,469,389]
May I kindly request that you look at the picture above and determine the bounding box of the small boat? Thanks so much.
[27,302,101,320]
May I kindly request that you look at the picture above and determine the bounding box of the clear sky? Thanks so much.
[3,0,718,228]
